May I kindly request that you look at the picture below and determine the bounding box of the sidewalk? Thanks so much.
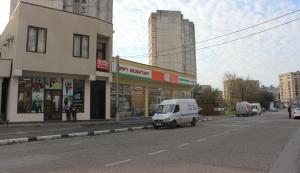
[0,115,231,145]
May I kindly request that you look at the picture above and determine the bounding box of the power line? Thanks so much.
[124,9,300,59]
[157,17,300,57]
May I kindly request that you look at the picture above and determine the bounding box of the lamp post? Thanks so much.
[116,55,120,121]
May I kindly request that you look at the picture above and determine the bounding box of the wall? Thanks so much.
[12,2,113,77]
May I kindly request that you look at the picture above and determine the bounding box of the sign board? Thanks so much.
[96,59,110,72]
[112,62,152,79]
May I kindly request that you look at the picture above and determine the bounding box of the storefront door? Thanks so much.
[44,90,62,121]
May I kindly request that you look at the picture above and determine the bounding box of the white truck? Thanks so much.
[236,101,253,117]
[250,103,262,115]
[152,99,199,129]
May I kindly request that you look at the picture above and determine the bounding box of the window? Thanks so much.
[174,105,180,113]
[73,80,85,112]
[73,34,89,58]
[18,77,32,113]
[27,26,47,53]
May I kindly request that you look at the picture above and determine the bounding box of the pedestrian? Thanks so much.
[69,104,77,121]
[66,109,71,121]
[288,105,292,119]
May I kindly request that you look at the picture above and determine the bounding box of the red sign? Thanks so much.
[96,59,110,72]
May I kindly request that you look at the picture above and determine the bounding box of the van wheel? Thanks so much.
[171,120,177,129]
[191,118,197,126]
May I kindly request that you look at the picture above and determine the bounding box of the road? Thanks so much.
[0,112,299,173]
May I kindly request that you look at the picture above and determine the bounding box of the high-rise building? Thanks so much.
[10,0,113,23]
[279,71,300,104]
[148,10,196,76]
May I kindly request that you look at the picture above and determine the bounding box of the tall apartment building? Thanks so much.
[148,10,196,76]
[10,0,113,23]
[279,71,300,104]
[0,1,113,122]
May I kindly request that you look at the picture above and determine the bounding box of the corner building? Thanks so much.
[1,2,113,122]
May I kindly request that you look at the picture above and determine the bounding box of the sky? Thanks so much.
[1,0,300,90]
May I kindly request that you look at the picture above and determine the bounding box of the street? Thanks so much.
[0,112,299,173]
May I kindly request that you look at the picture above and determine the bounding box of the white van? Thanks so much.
[250,103,262,115]
[152,99,199,129]
[236,101,252,116]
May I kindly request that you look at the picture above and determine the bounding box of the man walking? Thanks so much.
[288,105,292,119]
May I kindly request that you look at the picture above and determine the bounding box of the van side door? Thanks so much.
[173,104,182,123]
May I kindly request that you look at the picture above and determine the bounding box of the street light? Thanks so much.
[116,55,120,121]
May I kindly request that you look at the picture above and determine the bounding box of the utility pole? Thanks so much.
[116,55,120,121]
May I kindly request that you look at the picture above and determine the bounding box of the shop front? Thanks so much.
[111,57,197,118]
[16,76,86,121]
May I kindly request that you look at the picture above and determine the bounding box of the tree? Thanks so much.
[259,89,275,110]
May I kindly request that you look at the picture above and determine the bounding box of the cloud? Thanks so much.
[113,0,300,89]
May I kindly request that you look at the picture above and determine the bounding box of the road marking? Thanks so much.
[148,150,166,156]
[196,138,207,142]
[222,131,230,134]
[105,159,132,167]
[233,129,238,131]
[212,134,220,137]
[177,143,190,148]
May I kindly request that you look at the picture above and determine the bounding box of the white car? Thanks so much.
[152,99,199,129]
[293,108,300,119]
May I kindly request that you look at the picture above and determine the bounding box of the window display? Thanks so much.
[18,77,32,113]
[31,77,44,113]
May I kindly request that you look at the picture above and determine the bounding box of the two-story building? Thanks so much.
[0,1,113,122]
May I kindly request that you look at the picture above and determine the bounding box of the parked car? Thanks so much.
[269,107,279,112]
[293,108,300,119]
[236,102,253,117]
[152,99,199,129]
[250,103,262,115]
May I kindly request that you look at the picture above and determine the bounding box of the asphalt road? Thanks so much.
[0,112,299,173]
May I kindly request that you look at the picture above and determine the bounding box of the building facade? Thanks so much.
[111,57,196,118]
[279,71,300,104]
[1,1,113,122]
[10,0,113,23]
[148,10,196,76]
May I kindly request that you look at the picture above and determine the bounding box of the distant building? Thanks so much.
[279,71,300,104]
[148,10,196,76]
[10,0,113,23]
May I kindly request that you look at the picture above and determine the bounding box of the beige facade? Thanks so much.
[10,0,113,23]
[148,10,197,76]
[1,2,113,122]
[279,71,300,104]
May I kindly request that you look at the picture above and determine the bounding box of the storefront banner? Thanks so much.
[45,78,62,90]
[112,62,152,79]
[63,79,73,96]
[96,59,110,71]
[179,76,197,85]
[164,73,179,84]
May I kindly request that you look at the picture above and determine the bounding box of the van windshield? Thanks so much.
[157,104,175,114]
[251,105,257,109]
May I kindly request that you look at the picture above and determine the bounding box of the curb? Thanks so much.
[0,119,212,146]
[0,125,153,146]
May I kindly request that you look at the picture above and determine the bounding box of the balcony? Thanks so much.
[0,59,12,78]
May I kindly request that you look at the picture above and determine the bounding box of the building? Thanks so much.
[0,1,113,122]
[148,10,196,76]
[111,57,196,117]
[10,0,113,23]
[279,71,300,104]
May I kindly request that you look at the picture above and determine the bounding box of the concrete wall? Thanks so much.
[0,60,12,78]
[11,2,113,77]
[10,0,113,23]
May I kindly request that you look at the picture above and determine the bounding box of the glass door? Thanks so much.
[44,90,62,121]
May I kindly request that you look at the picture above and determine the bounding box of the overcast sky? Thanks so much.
[1,0,300,89]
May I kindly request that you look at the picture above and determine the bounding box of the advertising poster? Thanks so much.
[63,79,74,112]
[45,78,62,90]
[32,77,44,113]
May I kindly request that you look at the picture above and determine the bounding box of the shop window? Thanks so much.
[63,79,74,113]
[148,88,171,116]
[31,77,45,113]
[18,77,33,113]
[27,26,47,53]
[73,34,89,58]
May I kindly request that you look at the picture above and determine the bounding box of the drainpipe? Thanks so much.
[116,55,120,121]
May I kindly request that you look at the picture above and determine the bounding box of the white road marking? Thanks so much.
[233,129,238,131]
[177,143,190,148]
[196,138,207,142]
[222,131,230,134]
[148,150,166,156]
[212,134,220,137]
[105,159,132,167]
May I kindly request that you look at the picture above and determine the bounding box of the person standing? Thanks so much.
[69,104,77,121]
[288,105,292,119]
